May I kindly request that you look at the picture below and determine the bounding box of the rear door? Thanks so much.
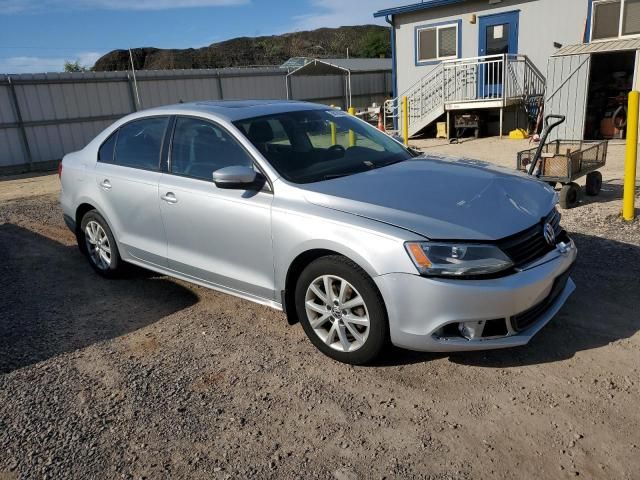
[94,116,170,267]
[158,116,275,302]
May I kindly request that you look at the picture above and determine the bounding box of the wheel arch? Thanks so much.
[282,248,383,326]
[74,202,122,255]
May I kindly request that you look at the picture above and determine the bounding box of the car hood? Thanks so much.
[300,156,556,241]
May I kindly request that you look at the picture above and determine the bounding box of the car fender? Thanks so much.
[272,205,419,294]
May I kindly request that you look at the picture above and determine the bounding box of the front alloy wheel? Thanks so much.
[295,255,388,365]
[305,275,370,352]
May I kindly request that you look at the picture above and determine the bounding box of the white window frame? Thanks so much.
[591,0,640,41]
[416,23,459,63]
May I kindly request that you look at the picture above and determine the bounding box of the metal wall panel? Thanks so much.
[1,67,390,172]
[220,74,286,100]
[545,54,591,140]
[0,128,27,166]
[0,84,16,124]
[291,75,345,103]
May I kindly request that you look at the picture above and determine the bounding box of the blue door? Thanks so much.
[478,11,519,98]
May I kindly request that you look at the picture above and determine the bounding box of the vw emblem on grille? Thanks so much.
[543,222,556,246]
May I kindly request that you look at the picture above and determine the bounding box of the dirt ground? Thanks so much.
[1,139,640,479]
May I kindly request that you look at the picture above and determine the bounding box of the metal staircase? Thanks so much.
[384,54,546,138]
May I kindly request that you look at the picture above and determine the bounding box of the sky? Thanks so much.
[0,0,406,74]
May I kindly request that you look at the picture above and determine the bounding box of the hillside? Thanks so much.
[93,25,391,71]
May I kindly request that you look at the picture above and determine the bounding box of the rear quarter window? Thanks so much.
[97,132,117,164]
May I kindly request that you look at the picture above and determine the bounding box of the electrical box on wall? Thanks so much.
[469,14,477,24]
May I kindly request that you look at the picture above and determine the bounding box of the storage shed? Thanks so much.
[546,38,640,140]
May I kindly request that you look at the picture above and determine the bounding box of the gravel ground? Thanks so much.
[1,152,640,479]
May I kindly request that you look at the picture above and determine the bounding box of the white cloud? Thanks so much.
[0,56,66,74]
[0,0,248,13]
[291,0,407,31]
[0,51,105,74]
[76,51,103,66]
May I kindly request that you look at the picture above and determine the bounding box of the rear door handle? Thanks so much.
[161,192,178,204]
[100,179,112,191]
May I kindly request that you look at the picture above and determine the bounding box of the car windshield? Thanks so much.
[234,109,412,183]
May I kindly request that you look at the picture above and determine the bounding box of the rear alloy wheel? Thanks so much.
[295,255,388,364]
[80,211,123,277]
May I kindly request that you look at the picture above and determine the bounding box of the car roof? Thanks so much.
[148,100,328,122]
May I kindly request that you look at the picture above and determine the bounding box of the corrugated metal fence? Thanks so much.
[0,67,391,173]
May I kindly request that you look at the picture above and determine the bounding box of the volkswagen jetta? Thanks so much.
[60,100,576,364]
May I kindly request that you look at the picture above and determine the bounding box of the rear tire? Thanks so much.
[79,210,123,278]
[294,255,388,365]
[559,182,581,209]
[585,171,602,196]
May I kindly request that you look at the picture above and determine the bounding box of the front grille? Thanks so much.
[511,268,572,332]
[497,209,563,269]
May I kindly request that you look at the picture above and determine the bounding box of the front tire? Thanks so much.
[294,255,388,365]
[79,210,123,278]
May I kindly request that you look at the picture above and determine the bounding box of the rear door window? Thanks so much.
[113,117,169,171]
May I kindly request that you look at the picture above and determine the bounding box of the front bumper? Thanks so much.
[374,241,577,352]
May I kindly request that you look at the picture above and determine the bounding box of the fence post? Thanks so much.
[217,71,225,100]
[402,96,409,146]
[348,107,356,147]
[623,90,639,221]
[7,75,33,172]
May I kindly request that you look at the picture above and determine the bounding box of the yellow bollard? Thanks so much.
[623,91,639,221]
[330,122,337,146]
[348,107,356,147]
[402,96,409,147]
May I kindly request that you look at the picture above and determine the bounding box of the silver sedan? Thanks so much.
[59,100,576,364]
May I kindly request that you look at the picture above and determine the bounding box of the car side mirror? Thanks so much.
[212,166,258,189]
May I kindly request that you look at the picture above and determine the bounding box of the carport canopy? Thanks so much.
[285,58,392,108]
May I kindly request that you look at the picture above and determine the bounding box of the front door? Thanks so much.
[158,116,275,302]
[478,11,519,98]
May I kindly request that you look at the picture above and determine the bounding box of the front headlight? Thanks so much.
[405,241,513,277]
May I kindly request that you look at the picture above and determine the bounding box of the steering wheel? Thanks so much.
[328,144,346,158]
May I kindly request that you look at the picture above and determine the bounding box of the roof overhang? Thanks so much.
[374,0,465,18]
[552,38,640,57]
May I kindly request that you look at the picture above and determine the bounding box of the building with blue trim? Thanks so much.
[375,0,640,140]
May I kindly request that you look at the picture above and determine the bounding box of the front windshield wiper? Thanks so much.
[324,173,352,180]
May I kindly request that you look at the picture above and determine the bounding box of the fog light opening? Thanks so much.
[458,320,485,340]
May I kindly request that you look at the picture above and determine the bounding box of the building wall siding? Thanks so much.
[545,54,591,140]
[394,0,588,95]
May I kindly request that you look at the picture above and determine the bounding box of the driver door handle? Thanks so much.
[100,179,112,191]
[161,192,178,204]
